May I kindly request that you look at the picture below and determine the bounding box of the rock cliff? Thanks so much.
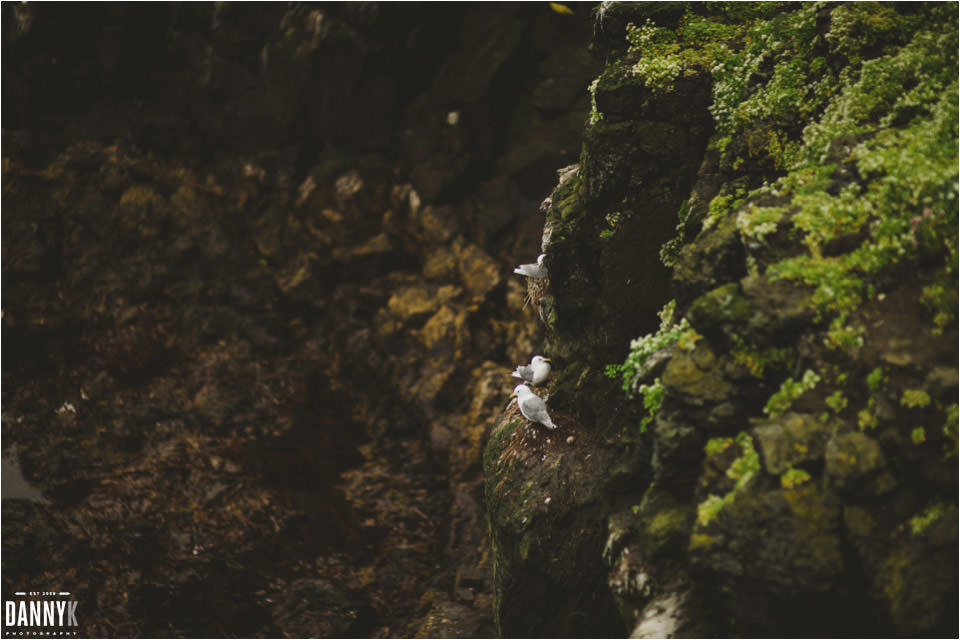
[3,3,956,637]
[2,4,598,636]
[484,3,957,637]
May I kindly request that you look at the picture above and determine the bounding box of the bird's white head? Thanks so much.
[536,254,546,266]
[511,384,530,398]
[531,355,551,365]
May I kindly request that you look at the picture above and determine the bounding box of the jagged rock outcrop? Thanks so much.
[485,3,957,637]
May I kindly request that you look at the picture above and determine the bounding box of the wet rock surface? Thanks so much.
[2,3,599,637]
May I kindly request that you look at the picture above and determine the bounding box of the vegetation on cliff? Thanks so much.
[485,2,957,636]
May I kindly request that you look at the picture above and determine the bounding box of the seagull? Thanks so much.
[511,384,557,430]
[513,254,547,278]
[512,355,552,385]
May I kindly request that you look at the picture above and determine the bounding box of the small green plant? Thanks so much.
[826,390,848,414]
[780,468,812,490]
[726,432,759,487]
[866,367,884,393]
[705,437,734,457]
[637,379,665,434]
[660,199,691,268]
[606,300,693,394]
[702,189,746,231]
[857,408,878,431]
[901,389,932,408]
[764,369,821,417]
[736,204,785,244]
[730,336,794,378]
[696,432,759,527]
[910,427,926,445]
[824,315,865,353]
[588,77,604,125]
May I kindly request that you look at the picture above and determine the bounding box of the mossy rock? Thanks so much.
[824,431,897,498]
[673,212,747,309]
[483,406,626,637]
[752,412,829,475]
[660,343,735,406]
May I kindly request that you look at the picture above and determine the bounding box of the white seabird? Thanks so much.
[512,355,552,385]
[513,254,547,278]
[511,384,557,430]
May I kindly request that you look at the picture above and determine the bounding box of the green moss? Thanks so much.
[636,379,664,434]
[780,467,812,490]
[552,172,585,222]
[825,390,848,414]
[689,282,751,326]
[910,427,926,445]
[701,188,746,231]
[730,335,794,379]
[627,4,957,346]
[901,389,931,408]
[726,431,760,488]
[647,507,689,543]
[909,502,952,535]
[483,418,521,477]
[696,432,760,527]
[857,408,878,431]
[705,437,734,457]
[781,485,844,568]
[764,369,821,417]
[689,532,720,550]
[696,494,726,528]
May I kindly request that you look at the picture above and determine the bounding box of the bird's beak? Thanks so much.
[544,358,552,364]
[509,392,517,398]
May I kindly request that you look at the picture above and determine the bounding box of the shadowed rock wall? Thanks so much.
[2,3,601,637]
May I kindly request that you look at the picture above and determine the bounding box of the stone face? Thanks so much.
[485,3,957,638]
[753,412,829,475]
[825,431,897,498]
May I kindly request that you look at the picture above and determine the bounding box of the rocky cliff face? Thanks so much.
[2,4,600,637]
[484,3,958,637]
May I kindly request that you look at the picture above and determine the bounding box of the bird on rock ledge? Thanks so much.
[512,355,551,385]
[513,254,547,278]
[511,384,557,430]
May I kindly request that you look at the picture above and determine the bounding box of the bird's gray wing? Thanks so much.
[512,364,533,380]
[519,393,552,425]
[513,263,538,276]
